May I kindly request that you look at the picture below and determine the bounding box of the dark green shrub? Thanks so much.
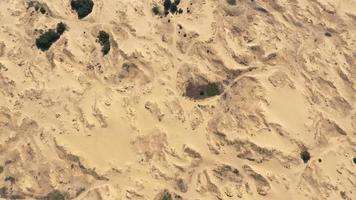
[28,1,47,14]
[300,150,310,163]
[35,22,66,51]
[162,192,172,200]
[35,4,46,14]
[353,157,356,164]
[56,22,66,35]
[163,0,172,12]
[35,29,60,51]
[174,0,181,5]
[226,0,236,5]
[97,31,110,55]
[206,83,220,97]
[71,0,94,19]
[170,3,178,13]
[152,5,161,15]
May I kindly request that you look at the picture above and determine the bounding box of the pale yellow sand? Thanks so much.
[0,0,355,199]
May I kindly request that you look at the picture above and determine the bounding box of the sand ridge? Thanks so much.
[0,0,355,199]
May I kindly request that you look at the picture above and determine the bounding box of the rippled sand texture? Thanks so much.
[0,0,355,199]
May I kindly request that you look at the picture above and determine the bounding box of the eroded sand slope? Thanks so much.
[0,0,355,199]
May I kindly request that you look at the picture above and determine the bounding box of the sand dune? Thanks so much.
[0,0,355,199]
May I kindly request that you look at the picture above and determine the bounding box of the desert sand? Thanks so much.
[0,0,355,199]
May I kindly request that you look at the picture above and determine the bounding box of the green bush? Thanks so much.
[206,83,220,97]
[28,1,47,14]
[97,31,111,55]
[36,30,59,51]
[170,3,178,13]
[162,192,172,200]
[35,22,66,51]
[71,0,94,19]
[300,150,310,163]
[163,0,172,11]
[152,5,161,15]
[56,22,66,35]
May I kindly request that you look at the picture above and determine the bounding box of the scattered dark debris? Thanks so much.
[71,0,94,19]
[226,0,237,5]
[325,32,332,37]
[300,150,311,163]
[185,82,222,99]
[318,158,322,163]
[35,22,67,51]
[183,33,187,37]
[97,31,111,55]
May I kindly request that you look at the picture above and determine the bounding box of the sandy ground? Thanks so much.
[0,0,355,199]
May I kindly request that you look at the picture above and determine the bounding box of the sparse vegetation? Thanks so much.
[152,0,183,16]
[42,190,66,200]
[35,22,66,51]
[300,150,311,163]
[4,176,15,183]
[56,22,66,35]
[97,31,111,55]
[353,157,356,164]
[152,5,161,15]
[206,83,220,97]
[170,3,178,13]
[162,192,172,200]
[185,82,222,99]
[71,0,94,19]
[28,1,47,14]
[227,0,237,5]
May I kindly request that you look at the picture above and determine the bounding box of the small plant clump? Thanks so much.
[206,83,220,97]
[162,192,172,200]
[56,22,67,35]
[152,5,161,15]
[97,31,111,55]
[71,0,94,19]
[152,0,183,16]
[300,150,311,163]
[28,1,47,14]
[35,22,67,51]
[353,157,356,164]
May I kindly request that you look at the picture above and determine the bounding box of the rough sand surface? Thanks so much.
[0,0,355,199]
